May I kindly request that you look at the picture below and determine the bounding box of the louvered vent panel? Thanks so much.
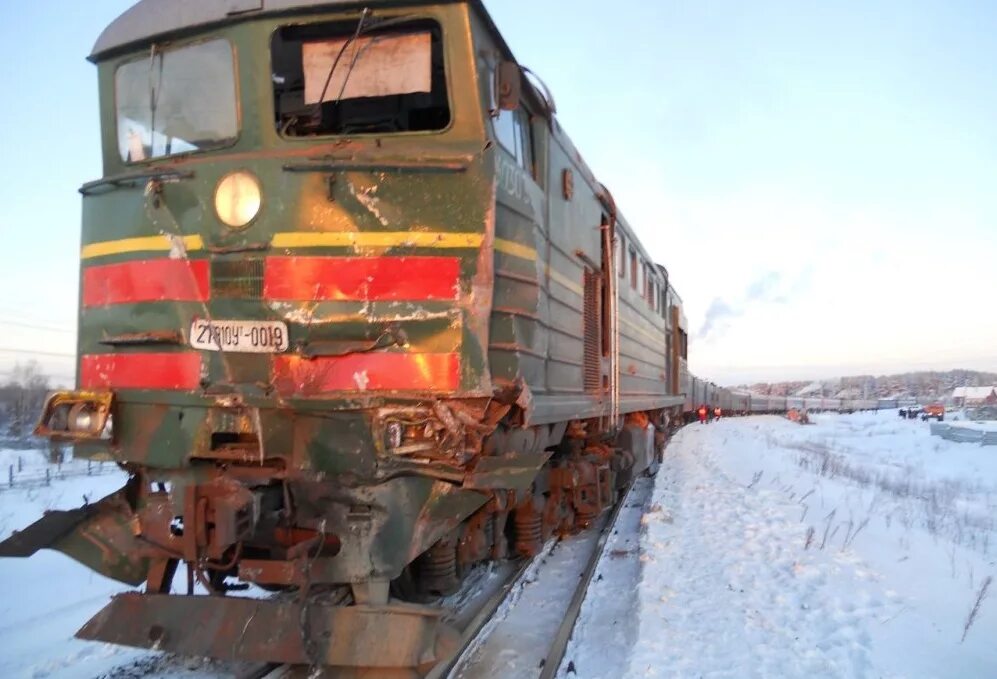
[212,258,264,299]
[583,270,601,393]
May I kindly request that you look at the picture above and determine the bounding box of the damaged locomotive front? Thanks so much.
[1,1,516,669]
[0,0,678,673]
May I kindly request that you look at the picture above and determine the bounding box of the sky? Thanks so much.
[0,0,995,386]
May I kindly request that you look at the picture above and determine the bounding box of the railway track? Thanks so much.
[445,477,649,679]
[106,478,649,679]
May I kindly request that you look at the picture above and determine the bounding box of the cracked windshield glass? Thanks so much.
[115,38,238,162]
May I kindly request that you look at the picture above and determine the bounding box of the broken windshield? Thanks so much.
[272,19,450,137]
[115,38,238,163]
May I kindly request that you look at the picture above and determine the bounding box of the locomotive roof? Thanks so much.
[90,0,499,61]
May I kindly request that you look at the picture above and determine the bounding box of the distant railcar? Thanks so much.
[803,397,822,411]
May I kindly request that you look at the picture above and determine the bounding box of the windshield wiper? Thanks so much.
[329,13,422,111]
[149,45,163,156]
[310,7,371,121]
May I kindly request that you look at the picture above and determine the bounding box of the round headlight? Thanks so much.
[214,171,261,229]
[68,402,98,434]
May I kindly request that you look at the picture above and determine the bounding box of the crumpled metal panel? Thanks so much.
[0,484,149,585]
[464,451,551,491]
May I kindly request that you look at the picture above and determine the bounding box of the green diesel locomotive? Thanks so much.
[1,0,688,672]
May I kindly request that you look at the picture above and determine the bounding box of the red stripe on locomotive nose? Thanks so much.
[81,353,202,390]
[272,353,460,395]
[263,256,460,301]
[82,259,210,307]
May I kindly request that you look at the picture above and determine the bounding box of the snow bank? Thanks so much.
[623,413,997,678]
[0,469,154,678]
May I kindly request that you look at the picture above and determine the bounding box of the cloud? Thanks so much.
[697,298,739,341]
[745,271,780,301]
[696,270,795,341]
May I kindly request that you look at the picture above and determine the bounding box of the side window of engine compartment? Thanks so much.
[493,106,534,179]
[271,19,451,136]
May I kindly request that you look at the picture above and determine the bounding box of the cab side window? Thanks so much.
[494,107,534,178]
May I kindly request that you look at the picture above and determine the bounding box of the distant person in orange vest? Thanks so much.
[714,406,722,420]
[697,404,707,424]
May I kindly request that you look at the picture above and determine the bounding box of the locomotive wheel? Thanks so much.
[391,537,462,603]
[390,565,436,604]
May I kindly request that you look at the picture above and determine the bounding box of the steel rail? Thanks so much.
[424,556,534,679]
[537,479,639,679]
[238,662,284,679]
[442,477,641,679]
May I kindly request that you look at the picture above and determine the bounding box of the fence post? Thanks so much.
[88,460,92,476]
[8,465,12,488]
[17,456,22,472]
[45,468,50,486]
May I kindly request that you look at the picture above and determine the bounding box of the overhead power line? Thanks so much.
[0,318,74,333]
[0,306,74,326]
[0,347,76,359]
[0,370,75,377]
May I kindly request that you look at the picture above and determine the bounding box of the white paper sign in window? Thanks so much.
[303,32,432,104]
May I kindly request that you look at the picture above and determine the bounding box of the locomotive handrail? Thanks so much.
[79,168,195,195]
[204,241,271,254]
[282,156,472,174]
[521,66,557,116]
[98,331,184,347]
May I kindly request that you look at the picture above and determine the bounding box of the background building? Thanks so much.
[951,386,997,407]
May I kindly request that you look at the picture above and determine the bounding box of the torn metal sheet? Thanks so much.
[0,485,149,585]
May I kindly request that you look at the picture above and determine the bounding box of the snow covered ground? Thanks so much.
[0,465,157,678]
[948,420,997,433]
[568,411,997,678]
[0,443,118,492]
[4,412,997,678]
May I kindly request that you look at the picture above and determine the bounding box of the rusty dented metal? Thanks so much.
[77,592,458,669]
[0,483,149,585]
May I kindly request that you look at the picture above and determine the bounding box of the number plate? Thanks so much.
[189,319,289,353]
